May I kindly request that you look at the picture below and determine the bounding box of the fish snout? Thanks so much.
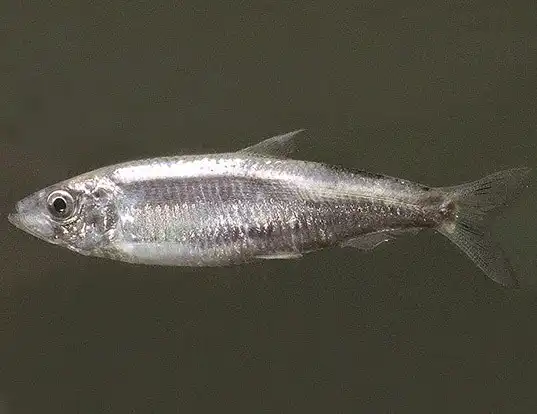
[9,198,54,241]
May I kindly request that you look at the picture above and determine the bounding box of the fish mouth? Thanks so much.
[8,212,30,233]
[8,209,55,243]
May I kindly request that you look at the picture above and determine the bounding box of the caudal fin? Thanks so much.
[437,167,531,287]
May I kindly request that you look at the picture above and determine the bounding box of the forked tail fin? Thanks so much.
[437,167,531,287]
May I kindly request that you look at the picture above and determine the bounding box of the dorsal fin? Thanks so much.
[239,129,305,158]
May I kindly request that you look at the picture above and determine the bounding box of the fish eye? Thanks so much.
[46,190,75,220]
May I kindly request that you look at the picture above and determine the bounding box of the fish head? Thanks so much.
[9,174,121,257]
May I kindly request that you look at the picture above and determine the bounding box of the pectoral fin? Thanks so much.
[239,129,305,158]
[341,229,419,251]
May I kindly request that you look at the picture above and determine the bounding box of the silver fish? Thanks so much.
[8,130,530,286]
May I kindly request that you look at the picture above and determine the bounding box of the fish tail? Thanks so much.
[436,167,531,287]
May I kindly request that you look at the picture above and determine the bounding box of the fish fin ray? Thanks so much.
[341,228,419,251]
[239,129,305,158]
[255,252,303,260]
[436,167,530,287]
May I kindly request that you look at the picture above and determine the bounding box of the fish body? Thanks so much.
[8,130,530,286]
[93,154,441,266]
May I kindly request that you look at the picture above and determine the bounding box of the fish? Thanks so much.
[8,130,530,286]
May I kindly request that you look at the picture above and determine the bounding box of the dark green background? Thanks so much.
[2,1,536,413]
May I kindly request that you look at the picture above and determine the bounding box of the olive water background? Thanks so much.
[2,1,537,413]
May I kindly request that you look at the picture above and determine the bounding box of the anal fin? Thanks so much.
[255,252,303,260]
[341,229,419,251]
